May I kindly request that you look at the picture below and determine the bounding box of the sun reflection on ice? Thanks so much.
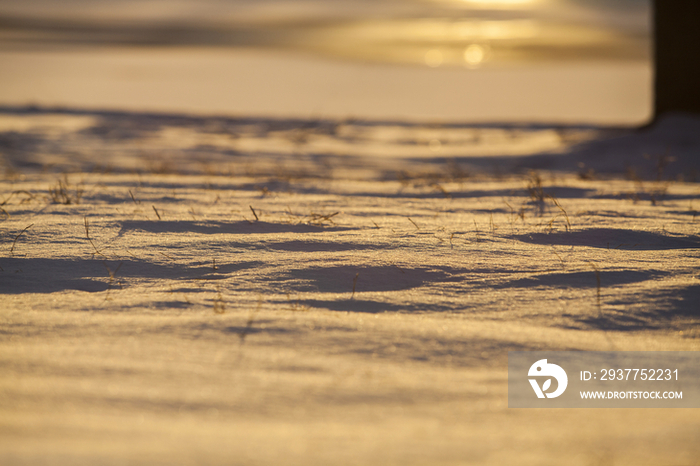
[298,9,645,69]
[463,44,489,67]
[450,0,542,8]
[425,49,444,67]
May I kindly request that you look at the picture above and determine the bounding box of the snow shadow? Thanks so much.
[119,220,353,235]
[0,257,259,294]
[514,228,700,250]
[558,284,700,332]
[300,299,426,314]
[319,334,558,369]
[281,265,466,294]
[420,115,700,181]
[504,270,667,289]
[347,185,597,200]
[0,275,109,293]
[651,284,700,319]
[262,240,387,252]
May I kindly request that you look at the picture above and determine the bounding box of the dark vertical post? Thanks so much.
[654,0,700,117]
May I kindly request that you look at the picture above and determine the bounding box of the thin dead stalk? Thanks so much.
[84,216,106,258]
[589,262,602,315]
[128,190,140,204]
[213,285,225,314]
[239,298,263,344]
[102,261,123,300]
[10,224,33,255]
[351,272,360,299]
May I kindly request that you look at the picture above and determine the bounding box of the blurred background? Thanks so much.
[0,0,652,124]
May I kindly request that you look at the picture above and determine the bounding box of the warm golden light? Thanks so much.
[463,0,533,3]
[457,0,539,6]
[463,44,488,67]
[303,15,644,68]
[453,20,539,40]
[428,139,442,151]
[424,49,444,67]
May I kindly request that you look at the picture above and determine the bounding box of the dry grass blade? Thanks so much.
[10,223,33,255]
[239,298,263,344]
[249,205,259,222]
[391,263,406,274]
[307,212,339,226]
[504,199,526,233]
[102,261,124,300]
[431,183,451,198]
[551,247,565,267]
[286,293,310,312]
[152,205,161,220]
[351,272,359,299]
[102,261,123,281]
[213,285,225,314]
[588,262,602,316]
[655,151,673,182]
[407,217,420,230]
[1,190,35,206]
[84,216,106,258]
[526,172,546,214]
[547,195,571,231]
[128,190,140,204]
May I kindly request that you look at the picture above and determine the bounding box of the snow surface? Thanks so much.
[1,108,699,465]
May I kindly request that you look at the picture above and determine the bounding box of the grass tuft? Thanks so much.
[526,172,546,214]
[48,176,83,205]
[286,293,310,312]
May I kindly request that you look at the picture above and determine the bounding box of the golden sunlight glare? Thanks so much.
[424,49,444,67]
[463,43,489,67]
[457,0,539,7]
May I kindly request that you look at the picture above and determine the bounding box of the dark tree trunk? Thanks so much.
[654,0,700,117]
